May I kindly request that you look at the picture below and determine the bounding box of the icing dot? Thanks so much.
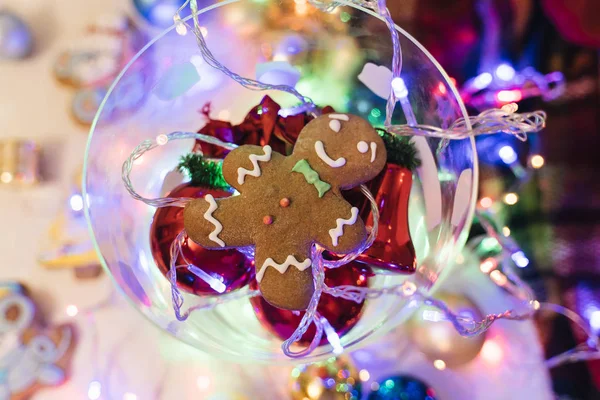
[357,141,369,153]
[263,215,274,225]
[279,198,290,208]
[329,119,341,133]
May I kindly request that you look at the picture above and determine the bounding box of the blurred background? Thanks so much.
[0,0,599,399]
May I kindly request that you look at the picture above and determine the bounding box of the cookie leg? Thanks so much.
[255,244,315,311]
[183,195,253,249]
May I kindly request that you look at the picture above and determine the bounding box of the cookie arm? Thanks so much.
[221,145,274,192]
[315,197,368,254]
[183,194,253,249]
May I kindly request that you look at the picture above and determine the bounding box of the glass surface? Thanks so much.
[84,0,478,363]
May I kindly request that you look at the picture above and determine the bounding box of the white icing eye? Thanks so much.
[357,141,369,153]
[329,119,341,132]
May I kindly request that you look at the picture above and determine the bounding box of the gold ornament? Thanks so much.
[0,139,39,185]
[407,292,486,368]
[290,356,362,400]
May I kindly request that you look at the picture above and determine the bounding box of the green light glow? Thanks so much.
[480,237,500,252]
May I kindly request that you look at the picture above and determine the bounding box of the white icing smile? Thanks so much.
[256,255,312,282]
[315,141,346,168]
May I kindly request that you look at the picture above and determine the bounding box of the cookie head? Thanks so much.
[293,114,387,189]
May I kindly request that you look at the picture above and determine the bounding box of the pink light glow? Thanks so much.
[481,339,504,365]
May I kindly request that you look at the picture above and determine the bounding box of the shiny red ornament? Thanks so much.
[356,164,417,273]
[193,96,334,157]
[250,263,372,346]
[150,183,254,296]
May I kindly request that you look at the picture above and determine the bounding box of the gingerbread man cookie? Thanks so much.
[0,283,75,400]
[183,114,386,310]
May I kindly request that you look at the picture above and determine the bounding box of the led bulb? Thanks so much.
[391,77,408,99]
[174,16,187,36]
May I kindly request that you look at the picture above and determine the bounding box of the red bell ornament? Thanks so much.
[356,164,417,273]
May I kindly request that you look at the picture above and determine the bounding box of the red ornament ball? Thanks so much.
[250,263,372,346]
[150,183,254,296]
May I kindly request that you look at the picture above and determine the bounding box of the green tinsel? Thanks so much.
[377,129,421,170]
[177,153,230,189]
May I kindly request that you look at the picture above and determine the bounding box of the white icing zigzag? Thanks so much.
[329,207,359,247]
[237,145,272,185]
[256,255,312,282]
[203,194,225,247]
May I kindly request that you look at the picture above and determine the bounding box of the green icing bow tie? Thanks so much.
[292,159,332,198]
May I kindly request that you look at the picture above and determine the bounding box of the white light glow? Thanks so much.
[70,194,84,211]
[156,134,168,146]
[479,197,493,208]
[511,251,530,268]
[1,172,13,184]
[123,393,137,400]
[306,379,323,398]
[174,16,187,36]
[501,103,518,114]
[531,155,545,169]
[66,305,78,317]
[480,258,497,274]
[321,317,343,355]
[590,311,600,331]
[88,381,102,400]
[188,266,227,293]
[391,77,408,99]
[402,281,417,296]
[490,270,508,286]
[495,64,516,81]
[433,359,447,370]
[498,145,517,164]
[190,55,204,67]
[196,375,210,391]
[473,72,493,89]
[422,310,444,322]
[359,369,370,382]
[504,193,519,205]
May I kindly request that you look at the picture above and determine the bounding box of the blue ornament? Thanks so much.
[0,11,33,60]
[368,376,437,400]
[133,0,192,28]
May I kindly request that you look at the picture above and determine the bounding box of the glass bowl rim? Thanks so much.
[82,0,479,362]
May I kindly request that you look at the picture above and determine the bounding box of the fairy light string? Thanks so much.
[122,130,600,366]
[117,0,600,366]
